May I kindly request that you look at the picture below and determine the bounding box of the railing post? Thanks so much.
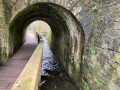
[36,32,42,44]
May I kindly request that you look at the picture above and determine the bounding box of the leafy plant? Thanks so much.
[88,45,95,52]
[100,38,103,42]
[83,79,89,90]
[96,33,98,37]
[92,2,98,11]
[92,75,102,86]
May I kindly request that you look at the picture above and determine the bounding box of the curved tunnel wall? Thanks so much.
[1,0,120,89]
[9,3,84,88]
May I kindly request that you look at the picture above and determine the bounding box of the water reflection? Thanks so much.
[39,36,77,90]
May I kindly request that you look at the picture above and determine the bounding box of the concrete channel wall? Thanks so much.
[11,41,44,90]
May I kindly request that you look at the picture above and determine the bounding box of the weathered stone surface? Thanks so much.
[110,62,118,69]
[8,2,84,89]
[117,65,120,77]
[0,0,120,89]
[114,22,120,30]
[115,53,120,64]
[108,80,120,90]
[80,15,93,27]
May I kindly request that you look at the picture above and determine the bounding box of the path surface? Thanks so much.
[0,33,38,90]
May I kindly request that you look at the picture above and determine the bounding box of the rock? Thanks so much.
[114,22,120,30]
[108,80,120,90]
[115,54,120,64]
[73,7,82,16]
[118,46,120,52]
[117,65,120,77]
[110,62,118,69]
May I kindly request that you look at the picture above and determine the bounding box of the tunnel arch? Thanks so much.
[9,2,84,85]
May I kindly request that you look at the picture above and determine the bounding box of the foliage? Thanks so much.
[92,75,102,86]
[96,33,98,37]
[92,2,98,11]
[92,0,107,11]
[94,64,101,71]
[100,38,103,42]
[97,0,106,2]
[47,30,52,47]
[88,45,95,53]
[83,79,89,90]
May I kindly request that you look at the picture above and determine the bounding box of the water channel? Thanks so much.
[39,36,78,90]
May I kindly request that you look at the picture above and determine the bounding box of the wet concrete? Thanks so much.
[39,36,78,90]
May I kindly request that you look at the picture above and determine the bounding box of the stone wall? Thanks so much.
[8,4,84,90]
[0,0,12,64]
[74,0,120,90]
[0,0,120,90]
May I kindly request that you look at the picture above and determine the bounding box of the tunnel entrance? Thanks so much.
[26,20,77,89]
[9,3,84,89]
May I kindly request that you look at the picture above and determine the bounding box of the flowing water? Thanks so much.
[39,36,78,90]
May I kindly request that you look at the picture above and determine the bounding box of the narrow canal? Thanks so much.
[39,36,78,90]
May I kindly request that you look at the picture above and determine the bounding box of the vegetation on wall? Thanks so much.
[47,30,52,47]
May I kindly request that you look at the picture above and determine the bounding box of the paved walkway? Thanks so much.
[0,33,38,90]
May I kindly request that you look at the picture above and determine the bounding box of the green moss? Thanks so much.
[100,38,103,42]
[97,0,106,2]
[88,45,95,53]
[112,69,116,81]
[92,75,102,86]
[74,37,78,52]
[47,30,52,47]
[82,79,89,90]
[2,1,12,24]
[94,64,101,71]
[14,5,21,11]
[11,0,17,3]
[96,33,98,37]
[80,87,82,90]
[92,0,107,11]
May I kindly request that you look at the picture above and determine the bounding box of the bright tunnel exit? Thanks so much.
[26,20,51,45]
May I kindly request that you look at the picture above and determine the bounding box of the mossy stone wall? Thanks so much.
[0,0,120,89]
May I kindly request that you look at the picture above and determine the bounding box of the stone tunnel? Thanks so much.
[0,0,120,90]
